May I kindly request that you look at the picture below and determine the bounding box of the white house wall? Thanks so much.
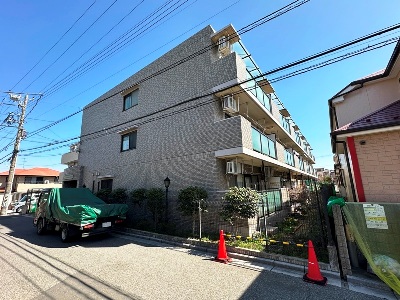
[334,76,400,128]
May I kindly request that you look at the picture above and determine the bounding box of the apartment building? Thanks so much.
[329,40,400,203]
[74,24,316,224]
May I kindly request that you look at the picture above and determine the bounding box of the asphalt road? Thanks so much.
[0,214,382,300]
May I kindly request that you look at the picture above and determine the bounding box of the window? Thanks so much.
[24,176,33,184]
[121,131,137,151]
[123,89,138,111]
[100,179,113,190]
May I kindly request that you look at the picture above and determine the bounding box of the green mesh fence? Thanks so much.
[342,203,400,294]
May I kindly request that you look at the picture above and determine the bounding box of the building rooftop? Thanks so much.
[0,167,60,177]
[332,99,400,135]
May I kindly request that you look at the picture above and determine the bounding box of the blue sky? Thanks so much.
[0,0,399,172]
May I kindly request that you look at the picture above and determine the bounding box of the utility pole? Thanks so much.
[0,92,40,215]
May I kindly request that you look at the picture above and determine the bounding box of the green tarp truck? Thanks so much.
[33,188,128,242]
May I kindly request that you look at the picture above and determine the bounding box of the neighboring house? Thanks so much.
[71,25,317,233]
[0,167,61,201]
[329,40,400,203]
[60,142,81,188]
[315,168,332,182]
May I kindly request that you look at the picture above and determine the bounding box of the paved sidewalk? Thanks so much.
[114,229,400,300]
[2,212,398,299]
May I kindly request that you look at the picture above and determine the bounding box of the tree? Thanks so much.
[146,188,165,231]
[96,189,111,202]
[177,186,208,236]
[110,188,128,204]
[319,176,332,184]
[220,187,260,235]
[288,185,311,216]
[130,188,147,206]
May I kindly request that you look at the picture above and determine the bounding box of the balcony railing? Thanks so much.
[251,127,276,158]
[232,41,315,165]
[281,115,291,134]
[247,76,272,112]
[284,149,295,167]
[258,189,283,217]
[299,159,305,171]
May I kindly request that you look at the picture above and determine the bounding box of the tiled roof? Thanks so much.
[0,167,60,177]
[330,40,400,100]
[333,100,400,135]
[357,69,385,80]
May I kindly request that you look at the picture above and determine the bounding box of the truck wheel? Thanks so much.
[37,218,47,235]
[61,226,70,243]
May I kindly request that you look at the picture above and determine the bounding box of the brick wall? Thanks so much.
[354,130,400,203]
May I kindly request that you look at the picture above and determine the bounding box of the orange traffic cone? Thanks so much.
[303,240,327,285]
[215,230,232,263]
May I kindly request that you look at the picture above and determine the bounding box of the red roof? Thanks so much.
[333,100,400,135]
[0,167,60,177]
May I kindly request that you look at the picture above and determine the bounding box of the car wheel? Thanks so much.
[37,218,46,235]
[16,207,21,213]
[61,226,70,243]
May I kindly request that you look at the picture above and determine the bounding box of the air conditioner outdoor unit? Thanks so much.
[226,161,242,174]
[222,95,239,113]
[218,36,231,56]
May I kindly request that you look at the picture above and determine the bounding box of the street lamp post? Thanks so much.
[164,177,170,222]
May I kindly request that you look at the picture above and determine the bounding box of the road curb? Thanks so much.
[113,228,337,275]
[114,227,399,299]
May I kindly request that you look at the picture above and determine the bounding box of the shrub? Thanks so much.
[96,189,111,202]
[130,188,147,206]
[177,186,208,236]
[146,188,165,230]
[110,188,128,204]
[220,187,260,235]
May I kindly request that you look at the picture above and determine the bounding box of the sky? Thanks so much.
[0,0,399,173]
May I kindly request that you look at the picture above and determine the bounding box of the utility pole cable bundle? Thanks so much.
[0,92,42,215]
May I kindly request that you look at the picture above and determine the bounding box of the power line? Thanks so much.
[43,0,308,114]
[24,20,399,145]
[47,0,306,97]
[17,35,398,158]
[10,1,97,91]
[21,0,119,92]
[33,0,242,117]
[26,0,297,137]
[40,0,146,93]
[42,0,191,97]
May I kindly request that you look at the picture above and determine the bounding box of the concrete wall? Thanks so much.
[16,183,62,193]
[354,130,400,203]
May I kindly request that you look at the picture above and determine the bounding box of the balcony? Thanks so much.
[284,149,295,167]
[212,42,315,164]
[251,128,276,159]
[214,116,317,178]
[61,151,79,166]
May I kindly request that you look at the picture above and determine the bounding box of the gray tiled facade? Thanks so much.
[76,25,316,230]
[80,26,242,195]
